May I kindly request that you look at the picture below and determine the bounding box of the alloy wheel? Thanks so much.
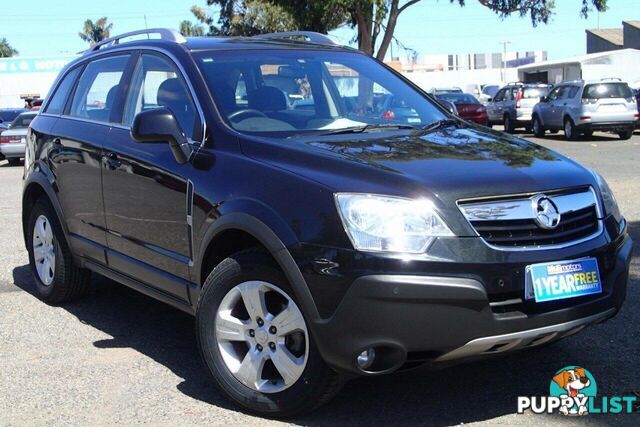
[564,120,573,139]
[32,215,55,286]
[215,280,309,393]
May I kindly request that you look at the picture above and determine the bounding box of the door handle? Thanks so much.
[104,152,122,170]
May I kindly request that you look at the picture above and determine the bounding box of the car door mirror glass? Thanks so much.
[131,107,189,164]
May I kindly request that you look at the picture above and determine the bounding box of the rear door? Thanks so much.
[101,51,202,301]
[542,86,563,128]
[47,54,133,263]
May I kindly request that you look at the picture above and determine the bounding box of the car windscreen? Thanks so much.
[582,83,633,99]
[522,87,549,99]
[10,113,36,129]
[435,93,479,104]
[194,49,446,137]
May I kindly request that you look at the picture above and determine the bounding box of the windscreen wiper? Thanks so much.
[316,123,418,136]
[419,119,460,133]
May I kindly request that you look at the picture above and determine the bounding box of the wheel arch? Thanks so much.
[192,213,320,321]
[22,174,69,249]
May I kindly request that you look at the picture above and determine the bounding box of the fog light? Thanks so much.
[356,348,375,370]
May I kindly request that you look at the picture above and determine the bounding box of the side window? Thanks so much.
[567,86,579,98]
[493,89,505,102]
[45,67,82,115]
[123,54,198,139]
[69,55,129,123]
[547,87,561,101]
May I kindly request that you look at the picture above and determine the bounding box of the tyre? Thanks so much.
[7,158,21,166]
[563,118,578,141]
[196,249,342,418]
[532,115,545,137]
[618,129,633,140]
[26,197,90,304]
[503,115,515,133]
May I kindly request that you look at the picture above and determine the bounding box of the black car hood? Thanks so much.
[242,125,596,207]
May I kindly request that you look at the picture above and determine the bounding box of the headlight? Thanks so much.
[591,171,622,222]
[335,194,453,253]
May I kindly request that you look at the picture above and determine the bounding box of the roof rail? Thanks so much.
[599,77,622,81]
[252,31,339,46]
[86,28,186,53]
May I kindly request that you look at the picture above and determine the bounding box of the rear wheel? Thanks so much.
[503,115,515,133]
[618,129,633,140]
[196,249,342,417]
[26,197,90,303]
[563,118,578,141]
[532,115,545,137]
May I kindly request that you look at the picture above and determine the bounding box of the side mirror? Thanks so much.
[486,97,492,102]
[540,96,548,103]
[131,107,189,164]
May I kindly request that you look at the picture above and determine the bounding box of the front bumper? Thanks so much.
[302,229,631,375]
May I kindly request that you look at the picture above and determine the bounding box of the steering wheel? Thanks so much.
[228,109,268,122]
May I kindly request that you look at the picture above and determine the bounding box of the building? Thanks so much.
[0,55,76,108]
[392,51,546,73]
[517,48,640,86]
[586,20,640,53]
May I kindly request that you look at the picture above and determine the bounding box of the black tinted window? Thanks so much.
[582,83,633,99]
[435,93,479,104]
[70,55,130,123]
[123,54,198,139]
[45,67,81,115]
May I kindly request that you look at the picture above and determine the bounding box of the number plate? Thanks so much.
[525,258,602,303]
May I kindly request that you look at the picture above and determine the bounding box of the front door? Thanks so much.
[101,52,202,301]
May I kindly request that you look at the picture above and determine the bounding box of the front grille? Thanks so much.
[471,205,599,248]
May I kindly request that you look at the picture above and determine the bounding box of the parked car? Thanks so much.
[486,82,551,132]
[434,92,488,125]
[0,111,36,165]
[0,108,28,129]
[478,84,500,105]
[634,88,640,129]
[23,29,631,417]
[532,79,638,140]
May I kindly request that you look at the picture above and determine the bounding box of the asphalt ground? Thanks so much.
[0,129,639,426]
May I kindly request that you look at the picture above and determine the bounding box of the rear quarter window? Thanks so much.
[45,66,82,115]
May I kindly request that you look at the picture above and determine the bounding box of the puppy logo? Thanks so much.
[550,366,597,416]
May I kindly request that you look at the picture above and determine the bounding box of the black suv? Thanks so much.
[23,29,631,417]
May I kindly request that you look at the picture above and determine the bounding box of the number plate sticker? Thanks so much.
[525,258,602,302]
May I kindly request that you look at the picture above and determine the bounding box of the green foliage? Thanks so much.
[0,38,18,58]
[452,0,608,26]
[180,20,206,36]
[78,17,113,45]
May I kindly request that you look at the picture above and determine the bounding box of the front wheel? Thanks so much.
[618,129,633,140]
[532,116,545,137]
[564,118,578,141]
[503,115,515,133]
[196,249,342,417]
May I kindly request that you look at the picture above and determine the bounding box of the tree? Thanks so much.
[0,38,18,57]
[190,0,608,60]
[79,17,113,45]
[180,20,206,36]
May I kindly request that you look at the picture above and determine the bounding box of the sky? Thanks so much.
[0,0,638,60]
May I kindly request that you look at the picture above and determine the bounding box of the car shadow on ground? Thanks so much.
[10,221,640,425]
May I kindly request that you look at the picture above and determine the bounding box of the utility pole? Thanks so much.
[499,40,511,83]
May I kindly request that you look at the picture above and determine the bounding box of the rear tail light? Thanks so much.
[515,90,523,108]
[382,110,395,120]
[635,114,640,119]
[580,116,591,120]
[0,135,20,144]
